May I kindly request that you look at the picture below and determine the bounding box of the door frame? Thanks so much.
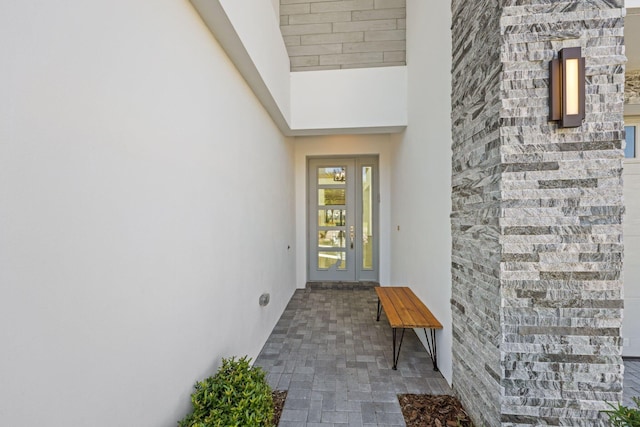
[307,155,379,282]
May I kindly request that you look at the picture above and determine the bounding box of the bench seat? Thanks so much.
[375,286,442,370]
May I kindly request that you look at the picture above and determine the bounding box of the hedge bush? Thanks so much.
[179,356,274,427]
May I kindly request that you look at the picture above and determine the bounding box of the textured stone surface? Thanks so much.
[627,70,640,104]
[451,1,625,426]
[450,0,503,425]
[280,0,405,71]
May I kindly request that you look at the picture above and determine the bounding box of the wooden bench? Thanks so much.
[375,286,443,371]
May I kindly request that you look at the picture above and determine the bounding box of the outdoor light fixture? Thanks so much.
[549,47,585,128]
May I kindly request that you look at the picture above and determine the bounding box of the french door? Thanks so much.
[308,157,378,282]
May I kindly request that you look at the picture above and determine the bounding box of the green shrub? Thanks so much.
[604,397,640,427]
[179,356,274,427]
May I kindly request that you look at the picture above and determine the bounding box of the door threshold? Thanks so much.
[306,281,380,290]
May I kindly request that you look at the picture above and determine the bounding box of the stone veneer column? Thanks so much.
[451,1,625,426]
[450,0,504,424]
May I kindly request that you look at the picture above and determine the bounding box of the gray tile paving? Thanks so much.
[624,358,640,408]
[255,288,451,427]
[257,287,640,426]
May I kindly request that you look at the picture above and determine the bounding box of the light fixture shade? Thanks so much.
[549,47,585,128]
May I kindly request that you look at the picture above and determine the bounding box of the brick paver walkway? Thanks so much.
[624,359,640,408]
[256,287,640,426]
[255,288,451,427]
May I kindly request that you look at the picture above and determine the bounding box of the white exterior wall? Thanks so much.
[624,116,640,356]
[294,135,393,288]
[390,0,454,384]
[216,0,291,121]
[191,0,406,137]
[0,1,295,426]
[290,67,407,133]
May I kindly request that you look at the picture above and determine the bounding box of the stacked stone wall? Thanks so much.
[499,3,625,424]
[280,0,405,71]
[450,1,504,426]
[452,1,625,425]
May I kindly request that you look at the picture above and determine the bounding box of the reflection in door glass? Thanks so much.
[318,167,346,185]
[318,209,346,226]
[318,189,346,206]
[318,230,346,248]
[362,166,373,270]
[318,252,346,269]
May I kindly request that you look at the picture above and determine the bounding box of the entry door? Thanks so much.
[308,157,378,282]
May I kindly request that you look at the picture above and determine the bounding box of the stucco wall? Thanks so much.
[0,1,296,426]
[389,0,453,386]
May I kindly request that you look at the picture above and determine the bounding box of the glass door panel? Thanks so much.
[318,209,346,227]
[318,167,346,185]
[318,189,346,206]
[308,157,378,282]
[318,252,346,269]
[362,166,373,270]
[309,159,354,280]
[316,163,348,273]
[318,230,346,248]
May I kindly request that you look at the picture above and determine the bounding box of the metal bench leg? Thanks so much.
[423,328,439,371]
[392,328,406,370]
[376,298,382,321]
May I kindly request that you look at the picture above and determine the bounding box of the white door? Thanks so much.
[308,157,378,282]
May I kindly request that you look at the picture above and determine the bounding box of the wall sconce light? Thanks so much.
[549,47,585,128]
